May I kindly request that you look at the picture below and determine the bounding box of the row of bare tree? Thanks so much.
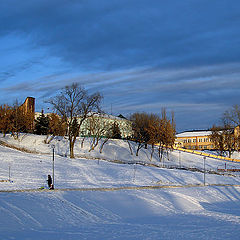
[0,103,34,139]
[130,109,176,159]
[210,105,240,158]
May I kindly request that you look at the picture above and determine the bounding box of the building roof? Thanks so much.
[176,130,212,138]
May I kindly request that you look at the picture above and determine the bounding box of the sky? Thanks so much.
[0,0,240,132]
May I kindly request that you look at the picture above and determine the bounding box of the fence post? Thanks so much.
[8,165,11,182]
[179,151,181,167]
[203,156,206,186]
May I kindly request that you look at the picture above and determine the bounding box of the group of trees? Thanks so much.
[130,109,176,159]
[0,102,34,139]
[34,112,67,138]
[210,105,240,158]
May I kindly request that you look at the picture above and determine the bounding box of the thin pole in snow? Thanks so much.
[203,156,206,186]
[179,151,181,167]
[133,163,137,181]
[8,165,10,182]
[53,147,55,188]
[51,144,55,189]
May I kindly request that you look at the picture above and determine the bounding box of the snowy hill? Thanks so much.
[0,134,240,239]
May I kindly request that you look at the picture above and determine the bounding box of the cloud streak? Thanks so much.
[1,0,240,70]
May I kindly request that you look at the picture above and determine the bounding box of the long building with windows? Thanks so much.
[79,113,133,139]
[175,126,240,150]
[175,130,214,150]
[35,110,133,139]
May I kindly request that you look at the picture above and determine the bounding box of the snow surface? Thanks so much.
[0,134,240,239]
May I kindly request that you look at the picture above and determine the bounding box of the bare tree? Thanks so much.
[146,114,160,160]
[130,113,151,156]
[0,104,12,137]
[11,101,34,139]
[223,105,240,127]
[146,109,176,161]
[86,115,110,152]
[210,125,225,156]
[210,105,240,158]
[48,83,102,158]
[0,102,34,139]
[100,121,122,154]
[130,110,176,159]
[162,110,176,160]
[210,124,236,158]
[49,113,67,137]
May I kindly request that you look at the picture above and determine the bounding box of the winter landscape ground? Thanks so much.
[0,134,240,240]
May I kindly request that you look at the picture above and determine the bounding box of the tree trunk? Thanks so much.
[136,143,142,156]
[100,138,109,153]
[126,140,133,155]
[150,144,154,160]
[158,145,161,159]
[89,137,99,152]
[81,136,86,148]
[69,139,75,158]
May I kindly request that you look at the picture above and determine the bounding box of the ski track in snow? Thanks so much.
[0,199,43,228]
[49,193,102,224]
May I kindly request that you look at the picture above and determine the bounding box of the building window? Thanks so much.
[188,139,191,143]
[199,138,202,142]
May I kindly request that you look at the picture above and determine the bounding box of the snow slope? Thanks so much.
[0,134,240,239]
[1,186,240,240]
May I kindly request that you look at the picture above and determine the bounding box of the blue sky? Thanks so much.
[1,0,240,131]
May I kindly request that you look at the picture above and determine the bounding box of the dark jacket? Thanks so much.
[47,175,52,188]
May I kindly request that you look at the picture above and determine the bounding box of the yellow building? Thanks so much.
[175,131,213,150]
[175,126,240,151]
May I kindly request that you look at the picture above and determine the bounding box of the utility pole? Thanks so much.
[179,151,181,167]
[203,156,206,186]
[52,145,55,189]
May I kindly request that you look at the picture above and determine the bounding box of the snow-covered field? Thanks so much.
[0,134,240,239]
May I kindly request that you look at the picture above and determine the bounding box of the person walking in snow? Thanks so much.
[47,175,52,189]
